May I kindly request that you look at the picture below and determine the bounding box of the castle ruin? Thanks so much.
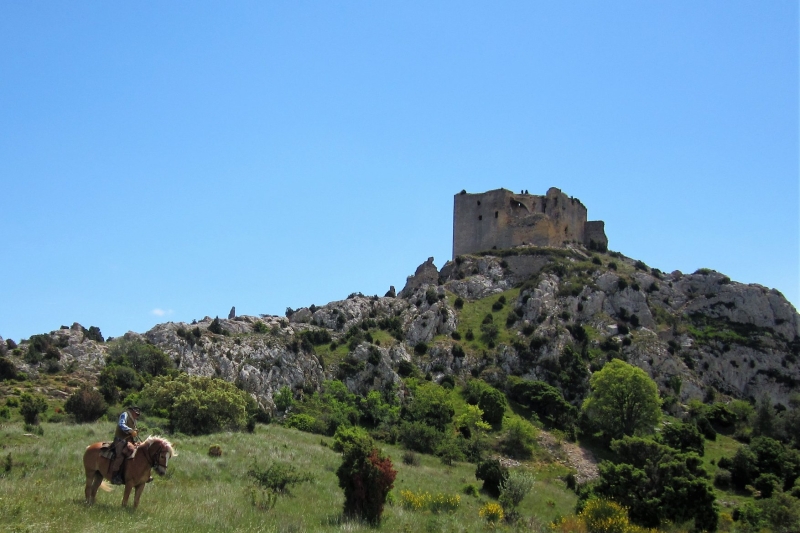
[452,187,608,258]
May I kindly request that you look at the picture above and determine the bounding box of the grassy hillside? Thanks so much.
[0,420,576,533]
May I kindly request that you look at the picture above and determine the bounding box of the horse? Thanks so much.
[83,436,177,508]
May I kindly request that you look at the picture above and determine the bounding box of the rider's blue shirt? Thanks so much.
[118,411,135,434]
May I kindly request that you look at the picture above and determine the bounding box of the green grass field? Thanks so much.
[0,420,577,532]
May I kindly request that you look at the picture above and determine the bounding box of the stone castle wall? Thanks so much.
[452,187,607,258]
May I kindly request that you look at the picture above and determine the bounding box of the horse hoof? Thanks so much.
[147,476,153,483]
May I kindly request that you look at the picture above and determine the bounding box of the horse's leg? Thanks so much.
[84,472,94,504]
[121,482,133,507]
[90,472,103,503]
[133,484,145,509]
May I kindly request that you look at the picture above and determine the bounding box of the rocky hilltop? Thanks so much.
[3,245,799,413]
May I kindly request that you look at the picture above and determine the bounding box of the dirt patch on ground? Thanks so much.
[537,430,599,484]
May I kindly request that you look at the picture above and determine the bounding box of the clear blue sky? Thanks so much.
[1,2,797,342]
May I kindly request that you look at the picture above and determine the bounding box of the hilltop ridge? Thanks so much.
[3,244,797,414]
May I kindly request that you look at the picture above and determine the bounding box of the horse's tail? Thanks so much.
[98,480,113,492]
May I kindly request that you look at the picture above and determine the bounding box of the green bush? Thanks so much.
[0,357,17,381]
[500,418,537,459]
[454,297,464,310]
[19,392,48,424]
[137,374,251,434]
[64,385,108,423]
[475,459,508,497]
[284,414,318,433]
[249,461,314,493]
[253,321,269,334]
[478,387,506,426]
[660,421,704,456]
[414,342,428,355]
[274,386,294,411]
[399,421,444,454]
[106,338,174,378]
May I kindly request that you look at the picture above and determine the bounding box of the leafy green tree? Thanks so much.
[593,437,718,531]
[19,392,48,424]
[436,431,466,466]
[359,390,399,427]
[106,338,173,378]
[582,360,661,439]
[402,381,454,431]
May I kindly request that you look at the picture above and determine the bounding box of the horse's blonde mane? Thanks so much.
[131,435,178,459]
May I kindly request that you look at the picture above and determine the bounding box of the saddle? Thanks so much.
[99,442,114,460]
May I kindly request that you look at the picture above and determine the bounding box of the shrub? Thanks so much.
[397,360,415,377]
[249,461,314,493]
[478,387,506,426]
[137,374,251,434]
[500,418,537,459]
[475,459,508,497]
[336,432,397,525]
[253,321,269,333]
[0,357,17,381]
[106,338,173,378]
[399,421,444,454]
[478,502,504,524]
[208,444,223,457]
[714,469,732,489]
[274,386,294,411]
[19,392,48,424]
[208,316,226,334]
[592,256,602,265]
[465,328,474,341]
[284,414,318,433]
[660,421,704,456]
[402,450,420,466]
[499,470,535,512]
[492,300,504,311]
[454,297,464,309]
[608,262,617,271]
[64,385,108,423]
[414,342,428,355]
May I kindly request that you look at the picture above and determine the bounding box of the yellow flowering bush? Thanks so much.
[554,499,658,533]
[479,502,504,523]
[399,490,460,513]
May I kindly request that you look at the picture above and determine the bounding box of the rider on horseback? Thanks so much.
[110,406,140,485]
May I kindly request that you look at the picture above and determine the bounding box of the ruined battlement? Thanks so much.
[452,187,608,258]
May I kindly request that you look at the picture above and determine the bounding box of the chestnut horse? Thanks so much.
[83,436,177,508]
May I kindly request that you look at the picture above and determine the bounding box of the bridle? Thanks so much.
[147,441,170,474]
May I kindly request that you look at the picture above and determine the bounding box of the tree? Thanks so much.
[581,360,661,439]
[402,381,454,431]
[19,392,48,424]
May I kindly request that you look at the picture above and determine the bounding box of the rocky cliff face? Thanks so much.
[6,246,799,412]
